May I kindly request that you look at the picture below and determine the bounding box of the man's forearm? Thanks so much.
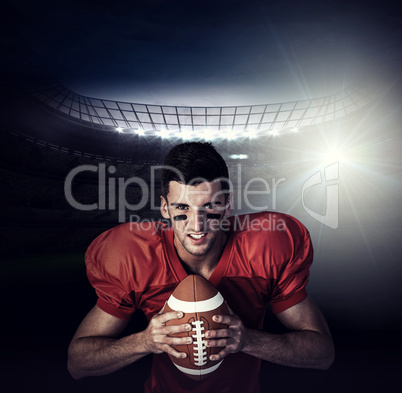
[67,331,149,379]
[242,328,335,370]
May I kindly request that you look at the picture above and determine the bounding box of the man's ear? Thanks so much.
[224,193,233,218]
[160,196,170,219]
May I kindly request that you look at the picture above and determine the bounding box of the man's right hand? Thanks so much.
[142,309,193,359]
[68,305,194,379]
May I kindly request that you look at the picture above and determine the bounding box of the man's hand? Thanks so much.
[204,307,249,361]
[142,307,193,359]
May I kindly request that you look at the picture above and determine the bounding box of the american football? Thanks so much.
[164,274,229,380]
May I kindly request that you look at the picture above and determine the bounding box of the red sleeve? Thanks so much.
[85,245,135,322]
[269,218,313,314]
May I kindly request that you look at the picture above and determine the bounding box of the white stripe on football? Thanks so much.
[167,292,224,313]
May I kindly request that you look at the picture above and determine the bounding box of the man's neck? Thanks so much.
[175,231,228,280]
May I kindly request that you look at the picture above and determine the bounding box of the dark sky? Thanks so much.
[6,0,402,105]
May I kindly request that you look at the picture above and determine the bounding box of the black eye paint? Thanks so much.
[173,215,188,221]
[173,213,222,221]
[206,213,222,219]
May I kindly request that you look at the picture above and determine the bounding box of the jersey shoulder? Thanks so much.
[228,211,312,276]
[85,221,171,288]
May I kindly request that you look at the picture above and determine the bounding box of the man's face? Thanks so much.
[160,180,231,258]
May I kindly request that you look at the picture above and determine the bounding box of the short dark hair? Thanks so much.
[161,142,229,199]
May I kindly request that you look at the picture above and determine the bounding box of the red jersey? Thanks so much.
[86,211,313,393]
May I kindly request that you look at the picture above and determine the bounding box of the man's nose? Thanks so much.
[190,210,206,231]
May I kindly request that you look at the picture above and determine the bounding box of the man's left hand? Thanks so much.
[204,307,249,361]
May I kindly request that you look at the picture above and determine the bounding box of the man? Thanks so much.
[68,142,334,393]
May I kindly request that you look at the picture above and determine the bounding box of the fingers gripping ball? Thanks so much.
[164,275,229,380]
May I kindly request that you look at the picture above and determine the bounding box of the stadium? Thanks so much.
[1,2,401,392]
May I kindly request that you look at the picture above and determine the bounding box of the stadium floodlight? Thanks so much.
[116,127,123,132]
[269,130,279,136]
[180,129,193,140]
[229,154,249,159]
[226,129,237,140]
[135,128,145,136]
[158,126,170,138]
[202,128,216,140]
[292,127,299,133]
[247,128,257,138]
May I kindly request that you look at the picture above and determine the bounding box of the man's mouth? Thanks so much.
[188,233,207,240]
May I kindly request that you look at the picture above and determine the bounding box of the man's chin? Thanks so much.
[183,239,214,257]
[184,245,211,256]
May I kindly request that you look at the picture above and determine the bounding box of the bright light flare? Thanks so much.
[225,129,239,140]
[229,154,249,159]
[325,148,347,164]
[202,128,216,140]
[247,128,258,138]
[158,127,170,138]
[181,129,193,140]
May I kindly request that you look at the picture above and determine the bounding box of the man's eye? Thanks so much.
[176,205,188,210]
[204,203,217,210]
